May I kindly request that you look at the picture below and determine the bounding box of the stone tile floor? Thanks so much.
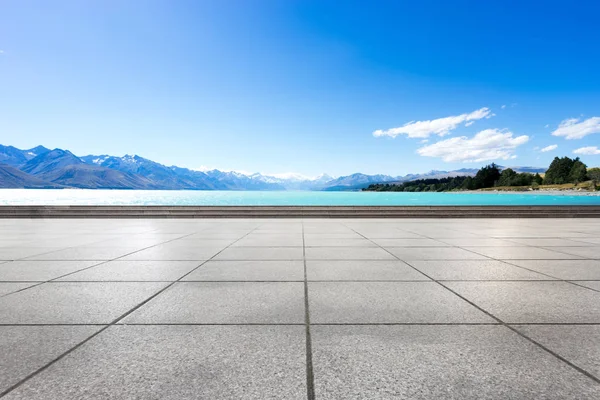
[0,218,599,399]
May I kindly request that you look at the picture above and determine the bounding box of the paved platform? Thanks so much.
[1,218,600,399]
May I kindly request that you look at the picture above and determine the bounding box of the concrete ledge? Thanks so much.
[1,205,600,218]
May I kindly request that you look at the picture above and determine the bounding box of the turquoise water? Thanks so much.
[1,189,599,205]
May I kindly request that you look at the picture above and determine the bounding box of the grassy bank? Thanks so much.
[480,180,598,192]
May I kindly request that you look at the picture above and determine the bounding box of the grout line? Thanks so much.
[302,219,316,400]
[3,322,600,327]
[0,224,264,398]
[341,222,600,385]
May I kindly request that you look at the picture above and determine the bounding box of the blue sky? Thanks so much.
[1,0,599,177]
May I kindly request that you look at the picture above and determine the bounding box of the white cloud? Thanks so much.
[373,107,493,139]
[501,105,506,109]
[0,50,4,55]
[417,129,529,163]
[544,124,550,128]
[420,139,429,144]
[540,144,558,153]
[465,121,474,127]
[573,146,600,155]
[551,117,600,139]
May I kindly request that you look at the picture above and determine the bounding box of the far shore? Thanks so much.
[476,189,600,196]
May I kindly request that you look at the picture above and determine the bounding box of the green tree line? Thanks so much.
[364,157,597,192]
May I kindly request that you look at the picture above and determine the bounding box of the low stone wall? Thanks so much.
[1,205,599,218]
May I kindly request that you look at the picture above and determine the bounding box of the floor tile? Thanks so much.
[124,282,305,324]
[515,325,600,378]
[1,325,306,400]
[213,247,303,260]
[387,247,487,260]
[372,238,449,247]
[0,282,168,324]
[0,261,102,282]
[56,261,201,281]
[120,246,223,260]
[308,282,492,323]
[304,238,376,247]
[231,235,303,247]
[305,247,395,260]
[0,248,66,261]
[306,260,429,281]
[25,247,143,261]
[437,238,521,247]
[508,260,600,280]
[544,247,600,259]
[574,281,600,291]
[0,326,101,394]
[0,283,36,297]
[409,260,552,281]
[506,238,595,247]
[445,281,600,323]
[183,260,304,281]
[311,325,600,399]
[463,246,582,260]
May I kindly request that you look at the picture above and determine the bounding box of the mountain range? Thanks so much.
[0,144,546,190]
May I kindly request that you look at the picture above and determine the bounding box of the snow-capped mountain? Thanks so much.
[0,144,548,190]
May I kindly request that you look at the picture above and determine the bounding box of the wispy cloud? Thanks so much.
[573,146,600,155]
[373,107,493,139]
[0,50,5,55]
[551,117,600,139]
[501,105,506,109]
[540,144,558,153]
[417,129,529,163]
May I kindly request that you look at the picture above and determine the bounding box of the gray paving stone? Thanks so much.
[507,260,600,280]
[1,325,306,400]
[311,325,600,399]
[213,247,303,260]
[573,238,600,245]
[0,326,101,395]
[0,283,36,297]
[387,247,487,260]
[231,235,303,247]
[309,282,493,323]
[305,247,396,260]
[354,230,424,239]
[304,238,377,247]
[574,281,600,291]
[306,260,429,281]
[25,246,144,261]
[544,246,600,259]
[0,261,103,282]
[120,245,223,260]
[182,260,304,281]
[507,238,595,247]
[166,238,237,248]
[0,282,168,324]
[0,247,66,261]
[515,325,600,378]
[56,261,201,281]
[464,246,582,260]
[372,238,450,247]
[303,233,363,240]
[437,238,521,247]
[445,281,600,323]
[408,260,553,281]
[124,282,305,324]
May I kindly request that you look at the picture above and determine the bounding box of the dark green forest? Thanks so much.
[364,157,595,192]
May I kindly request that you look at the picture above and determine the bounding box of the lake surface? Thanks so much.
[1,189,600,206]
